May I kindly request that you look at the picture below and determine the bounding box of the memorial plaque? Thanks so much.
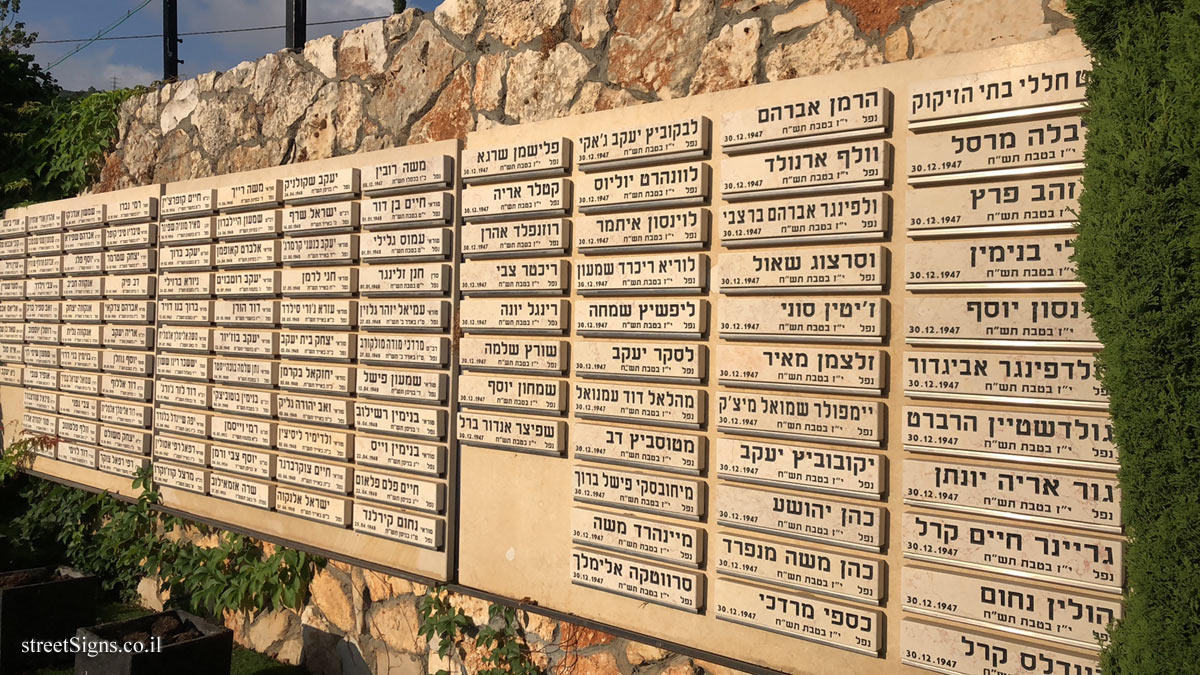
[0,237,26,259]
[574,423,704,474]
[22,412,56,435]
[458,374,565,414]
[0,279,25,299]
[23,366,58,389]
[903,405,1116,470]
[160,243,214,270]
[899,620,1099,675]
[718,484,883,551]
[25,389,57,412]
[717,438,883,499]
[154,408,209,438]
[361,228,451,261]
[904,351,1108,409]
[60,418,99,445]
[24,345,57,367]
[459,337,564,374]
[361,154,453,195]
[27,211,60,233]
[157,354,211,381]
[276,486,351,527]
[573,341,704,383]
[97,449,149,478]
[210,414,276,448]
[456,410,565,455]
[211,386,276,417]
[354,468,443,512]
[281,202,357,235]
[215,209,282,239]
[64,252,103,275]
[460,219,567,258]
[0,341,23,361]
[217,179,282,211]
[578,117,710,171]
[160,189,216,218]
[154,431,211,465]
[62,205,104,229]
[27,233,63,255]
[354,435,443,475]
[908,117,1085,181]
[214,299,278,327]
[906,236,1078,290]
[716,532,883,604]
[279,363,353,395]
[462,138,569,183]
[277,424,352,462]
[276,455,352,494]
[279,299,355,328]
[575,299,706,338]
[100,425,152,455]
[356,367,444,403]
[214,329,277,358]
[360,263,450,296]
[280,267,353,296]
[25,323,59,344]
[104,249,156,274]
[103,273,152,298]
[356,334,443,367]
[209,444,274,478]
[212,357,277,387]
[577,209,707,253]
[159,326,212,353]
[718,297,886,343]
[718,246,885,294]
[215,239,281,268]
[575,382,704,429]
[460,259,564,296]
[280,233,357,265]
[723,89,889,153]
[571,507,703,567]
[354,402,444,440]
[353,502,443,549]
[360,192,450,229]
[577,163,710,214]
[58,442,98,468]
[722,141,891,200]
[573,465,703,519]
[902,511,1122,592]
[903,459,1120,532]
[576,253,706,296]
[104,325,154,350]
[64,227,105,252]
[714,578,881,655]
[278,392,353,427]
[715,344,885,395]
[905,295,1097,348]
[59,394,99,420]
[27,255,63,277]
[101,350,152,376]
[0,214,24,237]
[100,374,152,401]
[0,258,24,278]
[570,548,703,612]
[153,461,208,494]
[64,299,103,322]
[358,299,448,331]
[209,472,274,509]
[60,371,100,395]
[460,298,566,334]
[902,567,1118,650]
[26,301,61,322]
[159,216,216,244]
[159,299,213,325]
[717,392,883,447]
[909,56,1090,125]
[907,177,1081,236]
[216,270,281,297]
[0,323,23,342]
[282,168,359,204]
[280,330,355,361]
[461,179,570,221]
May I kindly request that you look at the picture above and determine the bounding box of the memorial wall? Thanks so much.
[1,35,1112,675]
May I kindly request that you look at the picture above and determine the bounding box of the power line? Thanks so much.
[34,16,389,45]
[45,0,154,71]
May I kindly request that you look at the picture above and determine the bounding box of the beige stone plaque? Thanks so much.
[718,484,883,551]
[159,216,216,244]
[462,138,569,183]
[23,345,57,367]
[280,330,355,362]
[909,56,1090,125]
[717,392,883,447]
[459,374,566,414]
[571,507,703,567]
[210,414,275,447]
[716,532,884,605]
[215,240,281,268]
[161,189,216,219]
[280,267,353,296]
[282,168,359,204]
[579,117,710,171]
[160,243,214,271]
[61,348,102,372]
[59,394,99,419]
[281,202,357,235]
[353,435,443,475]
[276,486,351,527]
[212,357,277,387]
[25,389,56,412]
[354,402,444,440]
[358,299,448,331]
[0,214,25,237]
[907,177,1081,237]
[573,465,703,519]
[213,329,276,357]
[360,192,450,229]
[899,619,1099,675]
[63,300,102,322]
[360,228,451,261]
[354,469,443,512]
[716,344,884,395]
[570,548,703,613]
[99,425,152,455]
[903,405,1116,470]
[902,511,1122,592]
[25,302,60,322]
[22,411,56,435]
[0,341,24,360]
[104,325,154,350]
[215,209,282,239]
[903,459,1120,532]
[456,410,566,455]
[97,449,148,478]
[576,253,706,296]
[28,233,63,255]
[101,350,152,376]
[575,299,707,338]
[278,392,353,427]
[718,297,886,343]
[279,299,356,328]
[906,236,1078,290]
[214,299,278,327]
[59,442,98,468]
[902,567,1119,650]
[576,208,707,253]
[460,219,568,258]
[459,337,565,374]
[100,374,151,401]
[276,424,352,462]
[356,334,444,366]
[356,367,444,403]
[353,502,443,549]
[65,228,105,253]
[27,255,63,277]
[158,299,214,324]
[98,273,149,299]
[904,351,1108,409]
[718,246,886,294]
[0,279,26,299]
[575,340,706,384]
[905,295,1097,348]
[159,326,212,354]
[0,237,26,259]
[723,89,890,153]
[25,323,60,343]
[212,386,277,418]
[153,461,208,494]
[277,455,352,494]
[23,366,58,389]
[280,233,357,265]
[461,179,570,221]
[714,578,881,655]
[217,179,282,211]
[460,259,565,296]
[62,325,101,347]
[154,408,209,438]
[155,379,210,409]
[28,211,60,233]
[717,438,884,499]
[158,354,211,381]
[104,249,156,274]
[575,382,704,429]
[722,141,890,200]
[60,371,100,394]
[361,154,453,195]
[577,163,709,214]
[360,263,450,296]
[908,117,1085,182]
[0,258,23,278]
[62,205,104,229]
[0,323,24,342]
[460,298,567,334]
[58,418,99,444]
[209,472,274,509]
[573,423,704,474]
[279,363,353,395]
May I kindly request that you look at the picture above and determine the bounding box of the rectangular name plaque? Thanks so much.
[100,400,152,428]
[160,243,214,271]
[717,437,883,499]
[277,392,353,427]
[217,179,282,212]
[574,423,704,474]
[23,345,57,368]
[209,472,274,509]
[280,331,355,362]
[211,386,277,418]
[904,351,1108,409]
[361,228,451,262]
[280,267,352,297]
[577,116,709,171]
[276,424,352,462]
[570,548,703,613]
[462,138,569,183]
[458,374,566,414]
[104,325,154,350]
[900,619,1100,675]
[0,214,25,238]
[0,258,24,278]
[279,299,356,329]
[722,141,891,201]
[159,327,211,354]
[280,233,357,265]
[154,408,209,438]
[574,382,704,429]
[573,465,704,519]
[60,371,100,395]
[59,395,98,420]
[276,455,353,494]
[159,216,216,244]
[713,578,882,656]
[361,154,453,195]
[577,209,707,254]
[100,425,151,455]
[577,163,710,214]
[716,532,884,605]
[104,249,156,274]
[215,210,282,240]
[160,189,216,219]
[213,299,278,327]
[576,253,706,296]
[281,202,358,235]
[28,233,63,255]
[27,279,60,299]
[62,205,104,229]
[108,197,157,225]
[23,412,56,435]
[213,270,279,298]
[356,334,444,367]
[153,461,208,494]
[717,246,886,294]
[360,192,451,229]
[461,219,567,259]
[275,486,351,527]
[573,341,704,384]
[353,435,443,475]
[571,507,703,567]
[153,435,210,466]
[456,410,566,455]
[717,392,883,448]
[100,374,152,401]
[158,354,211,381]
[575,299,707,339]
[354,402,444,440]
[61,349,102,372]
[58,442,98,468]
[25,323,60,344]
[908,117,1085,182]
[25,389,57,412]
[460,298,567,335]
[718,297,886,344]
[282,168,359,204]
[723,89,890,153]
[360,263,450,296]
[354,469,443,513]
[715,344,885,396]
[279,363,353,396]
[903,405,1116,471]
[158,298,214,324]
[103,273,151,298]
[461,179,570,221]
[215,239,281,269]
[909,56,1090,126]
[210,414,276,448]
[352,503,443,549]
[27,211,60,233]
[718,484,883,552]
[97,449,149,478]
[907,176,1081,237]
[27,255,62,277]
[905,295,1097,348]
[460,259,565,296]
[101,350,152,376]
[356,366,444,403]
[155,379,210,409]
[65,252,104,275]
[0,279,25,299]
[0,237,26,259]
[459,337,565,374]
[212,357,277,387]
[906,236,1079,290]
[358,299,448,331]
[106,223,157,250]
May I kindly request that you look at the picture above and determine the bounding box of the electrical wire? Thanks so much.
[44,0,154,71]
[34,15,390,45]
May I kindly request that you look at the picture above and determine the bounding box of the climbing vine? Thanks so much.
[418,585,543,675]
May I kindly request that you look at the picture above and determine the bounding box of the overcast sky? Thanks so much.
[24,0,438,92]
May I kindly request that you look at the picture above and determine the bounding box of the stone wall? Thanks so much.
[113,1,1076,673]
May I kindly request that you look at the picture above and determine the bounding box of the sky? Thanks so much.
[22,0,438,92]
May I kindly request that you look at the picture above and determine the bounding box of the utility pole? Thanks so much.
[111,76,119,90]
[285,0,306,51]
[163,0,182,81]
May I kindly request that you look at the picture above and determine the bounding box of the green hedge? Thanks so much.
[1069,0,1200,672]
